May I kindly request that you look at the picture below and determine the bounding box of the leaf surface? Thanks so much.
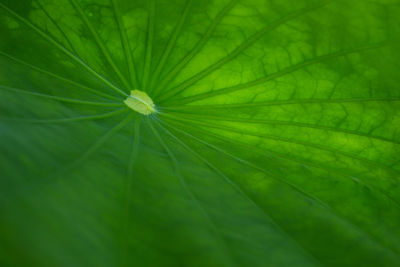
[1,0,400,266]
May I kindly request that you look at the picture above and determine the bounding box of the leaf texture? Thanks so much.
[0,0,400,266]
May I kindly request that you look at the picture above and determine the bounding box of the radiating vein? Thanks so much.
[35,0,78,55]
[0,51,121,101]
[0,2,128,97]
[69,113,134,169]
[120,116,141,267]
[157,118,329,208]
[149,119,238,264]
[148,0,193,94]
[157,118,321,265]
[2,108,128,124]
[69,0,131,90]
[0,85,123,106]
[164,43,386,104]
[160,118,400,253]
[163,111,400,145]
[111,0,139,89]
[2,114,134,206]
[157,0,331,101]
[163,117,400,200]
[161,113,400,175]
[141,0,156,90]
[153,0,237,97]
[161,97,400,109]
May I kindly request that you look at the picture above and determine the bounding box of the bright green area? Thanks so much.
[124,90,156,115]
[0,0,400,266]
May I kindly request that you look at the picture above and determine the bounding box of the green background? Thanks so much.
[1,0,400,266]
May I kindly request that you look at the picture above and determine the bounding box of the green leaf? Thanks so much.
[1,0,400,266]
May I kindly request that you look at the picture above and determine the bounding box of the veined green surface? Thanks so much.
[0,0,399,266]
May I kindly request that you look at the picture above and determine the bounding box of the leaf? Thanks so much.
[1,0,400,266]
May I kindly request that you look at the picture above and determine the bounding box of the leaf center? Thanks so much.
[124,90,156,115]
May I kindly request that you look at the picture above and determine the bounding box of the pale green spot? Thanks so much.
[124,90,156,115]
